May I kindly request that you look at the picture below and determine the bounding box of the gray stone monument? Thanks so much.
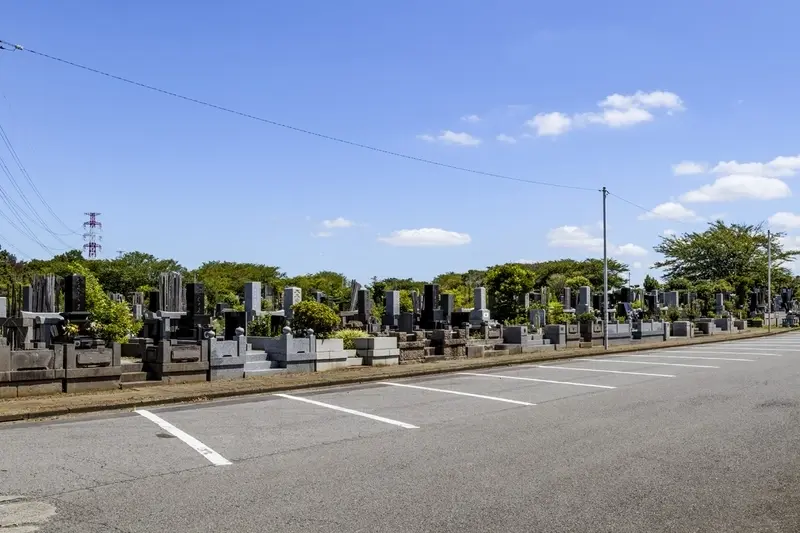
[22,285,32,312]
[474,287,487,310]
[577,286,591,315]
[383,290,400,328]
[470,287,490,325]
[0,296,7,318]
[665,291,679,308]
[715,292,725,315]
[244,281,262,320]
[283,286,302,320]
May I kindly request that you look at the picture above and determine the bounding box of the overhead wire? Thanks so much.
[0,39,600,193]
[0,122,81,236]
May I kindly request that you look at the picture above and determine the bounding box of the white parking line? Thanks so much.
[457,372,616,389]
[695,346,800,352]
[275,393,419,429]
[626,354,754,362]
[135,409,232,466]
[662,349,779,357]
[589,359,720,369]
[528,365,676,378]
[378,381,535,406]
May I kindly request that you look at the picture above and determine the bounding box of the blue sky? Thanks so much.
[3,0,800,284]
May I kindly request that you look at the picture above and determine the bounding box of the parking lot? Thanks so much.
[3,333,800,532]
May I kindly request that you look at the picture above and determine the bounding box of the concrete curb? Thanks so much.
[0,327,797,423]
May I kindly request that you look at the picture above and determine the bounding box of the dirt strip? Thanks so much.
[1,327,796,423]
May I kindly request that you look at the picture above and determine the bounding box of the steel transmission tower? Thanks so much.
[82,212,103,259]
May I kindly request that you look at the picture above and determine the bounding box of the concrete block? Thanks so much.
[362,356,399,366]
[208,367,245,381]
[360,348,400,357]
[17,381,63,397]
[466,345,485,358]
[353,337,397,351]
[316,338,344,352]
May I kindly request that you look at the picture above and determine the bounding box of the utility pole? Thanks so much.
[602,187,609,350]
[768,229,772,332]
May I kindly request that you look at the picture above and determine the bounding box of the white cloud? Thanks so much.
[378,228,471,247]
[461,114,481,123]
[598,90,685,112]
[547,225,603,250]
[638,202,701,222]
[312,231,333,238]
[711,155,800,178]
[680,175,791,203]
[579,107,653,128]
[769,212,800,230]
[496,134,517,144]
[417,130,481,146]
[672,161,707,176]
[663,228,676,236]
[615,243,648,257]
[546,225,646,256]
[780,235,800,251]
[632,261,643,269]
[528,90,683,137]
[322,217,354,229]
[527,112,572,136]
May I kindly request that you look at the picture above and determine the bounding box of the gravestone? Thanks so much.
[715,292,725,315]
[186,283,205,316]
[283,286,302,320]
[148,290,162,313]
[357,288,372,323]
[665,291,679,308]
[64,274,87,313]
[383,290,400,328]
[421,284,442,329]
[410,290,421,317]
[540,287,549,305]
[132,292,145,306]
[31,275,56,313]
[263,284,275,312]
[440,293,455,323]
[224,311,247,340]
[159,272,184,312]
[132,304,143,320]
[474,287,487,310]
[518,292,530,310]
[215,302,232,317]
[311,290,326,303]
[0,296,7,318]
[22,285,32,312]
[620,287,631,303]
[398,312,414,333]
[577,286,591,315]
[244,281,262,320]
[562,287,572,309]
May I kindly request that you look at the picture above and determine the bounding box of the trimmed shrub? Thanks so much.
[330,328,370,349]
[291,300,340,336]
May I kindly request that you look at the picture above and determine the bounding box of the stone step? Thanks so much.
[121,362,144,373]
[244,360,280,372]
[119,380,162,389]
[245,350,269,362]
[244,368,287,377]
[120,371,148,383]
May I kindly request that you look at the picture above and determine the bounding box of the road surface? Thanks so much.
[2,334,800,532]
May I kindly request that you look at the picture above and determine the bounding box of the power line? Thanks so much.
[0,39,600,193]
[607,191,695,226]
[0,122,81,235]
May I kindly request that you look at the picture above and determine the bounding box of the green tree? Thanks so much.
[484,263,536,323]
[654,220,798,285]
[565,275,592,290]
[663,276,692,291]
[643,274,660,292]
[290,300,340,336]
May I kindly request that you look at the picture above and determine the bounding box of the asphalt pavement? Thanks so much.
[2,333,800,532]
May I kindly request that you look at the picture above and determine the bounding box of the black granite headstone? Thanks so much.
[149,290,161,313]
[186,283,205,316]
[224,311,247,340]
[64,274,86,313]
[620,287,631,303]
[440,293,455,323]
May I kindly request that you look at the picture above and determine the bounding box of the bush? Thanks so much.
[666,306,681,322]
[330,328,370,349]
[750,317,763,327]
[577,312,595,323]
[547,301,566,324]
[248,315,274,337]
[290,300,340,336]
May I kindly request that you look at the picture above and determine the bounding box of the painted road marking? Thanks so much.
[135,409,232,466]
[673,348,782,356]
[662,349,779,357]
[627,354,755,362]
[274,393,419,429]
[528,365,676,378]
[378,381,535,406]
[589,360,720,369]
[694,346,800,352]
[457,372,616,389]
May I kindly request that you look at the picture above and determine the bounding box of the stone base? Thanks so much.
[149,361,209,383]
[208,366,245,381]
[363,356,399,366]
[0,380,62,398]
[64,376,120,393]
